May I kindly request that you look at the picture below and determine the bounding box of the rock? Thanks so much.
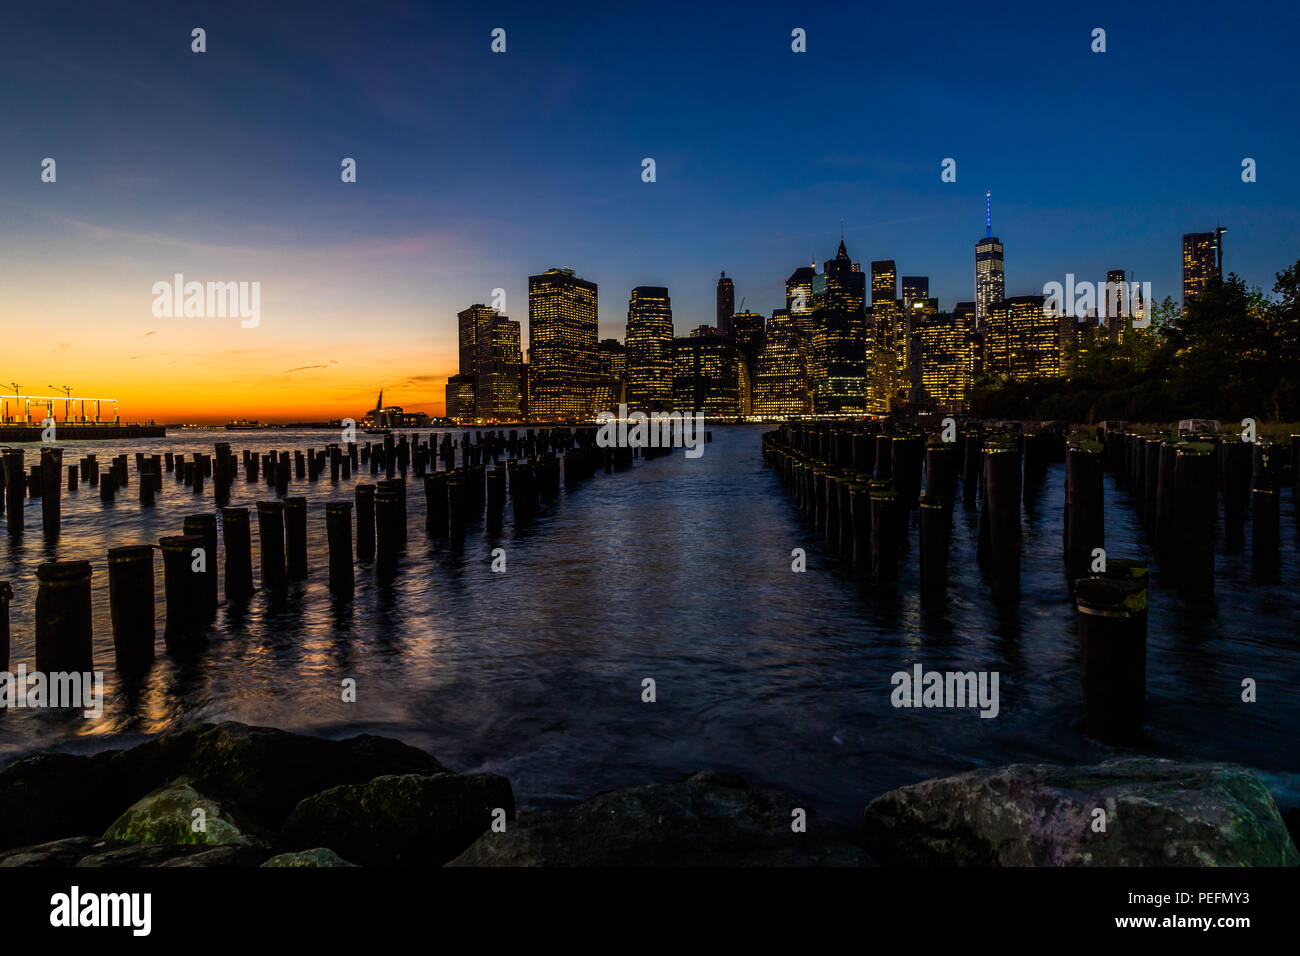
[261,848,357,867]
[0,750,132,852]
[0,722,448,850]
[0,836,99,867]
[449,771,868,866]
[77,843,268,867]
[283,772,514,866]
[157,846,270,867]
[102,779,258,847]
[0,837,267,867]
[862,758,1300,866]
[110,722,448,831]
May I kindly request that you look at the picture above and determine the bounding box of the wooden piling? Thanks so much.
[1075,575,1147,745]
[870,485,899,583]
[158,535,206,650]
[256,501,287,593]
[183,514,220,614]
[355,484,376,562]
[1,450,20,533]
[34,560,94,674]
[983,442,1022,602]
[284,497,308,578]
[221,507,255,601]
[374,487,401,576]
[0,581,11,673]
[40,447,61,540]
[1174,444,1217,600]
[961,433,982,509]
[1064,444,1104,581]
[919,495,947,598]
[326,501,354,600]
[107,545,155,673]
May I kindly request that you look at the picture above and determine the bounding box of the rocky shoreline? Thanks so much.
[0,722,1295,867]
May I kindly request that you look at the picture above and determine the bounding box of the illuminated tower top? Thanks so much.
[986,190,992,239]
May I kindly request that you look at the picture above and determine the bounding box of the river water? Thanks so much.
[1,425,1297,825]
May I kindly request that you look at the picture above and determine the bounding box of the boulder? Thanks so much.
[261,848,357,867]
[78,843,268,867]
[0,837,268,867]
[102,779,258,848]
[0,751,131,852]
[0,836,99,867]
[863,758,1300,866]
[109,722,448,830]
[282,772,513,866]
[449,770,868,866]
[0,722,448,850]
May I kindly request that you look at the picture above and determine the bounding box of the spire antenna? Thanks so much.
[986,190,992,239]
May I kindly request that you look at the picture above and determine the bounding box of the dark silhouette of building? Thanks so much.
[1182,229,1225,305]
[673,334,741,416]
[716,271,735,336]
[871,260,897,305]
[809,239,868,414]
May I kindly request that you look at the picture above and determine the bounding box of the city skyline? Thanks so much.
[3,1,1295,421]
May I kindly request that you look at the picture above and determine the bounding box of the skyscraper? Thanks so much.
[458,305,495,382]
[901,276,929,313]
[810,239,868,413]
[975,191,1005,328]
[1105,269,1127,343]
[528,268,599,420]
[475,314,524,420]
[1182,229,1226,305]
[729,310,765,366]
[871,260,897,305]
[786,264,817,340]
[597,338,627,380]
[985,295,1061,379]
[954,301,979,393]
[673,334,741,417]
[753,308,811,417]
[625,285,674,411]
[912,310,968,412]
[716,271,735,336]
[452,303,500,418]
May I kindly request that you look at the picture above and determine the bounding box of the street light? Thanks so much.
[49,385,74,422]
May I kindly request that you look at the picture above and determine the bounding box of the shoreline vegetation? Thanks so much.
[0,722,1295,867]
[971,268,1300,425]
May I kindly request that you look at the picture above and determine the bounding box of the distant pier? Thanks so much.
[0,423,166,442]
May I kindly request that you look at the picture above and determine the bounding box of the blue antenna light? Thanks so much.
[986,190,992,239]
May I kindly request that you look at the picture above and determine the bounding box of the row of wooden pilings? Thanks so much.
[0,426,653,539]
[1096,425,1297,592]
[760,421,1210,746]
[0,426,675,683]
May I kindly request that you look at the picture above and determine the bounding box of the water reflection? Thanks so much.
[1,426,1298,823]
